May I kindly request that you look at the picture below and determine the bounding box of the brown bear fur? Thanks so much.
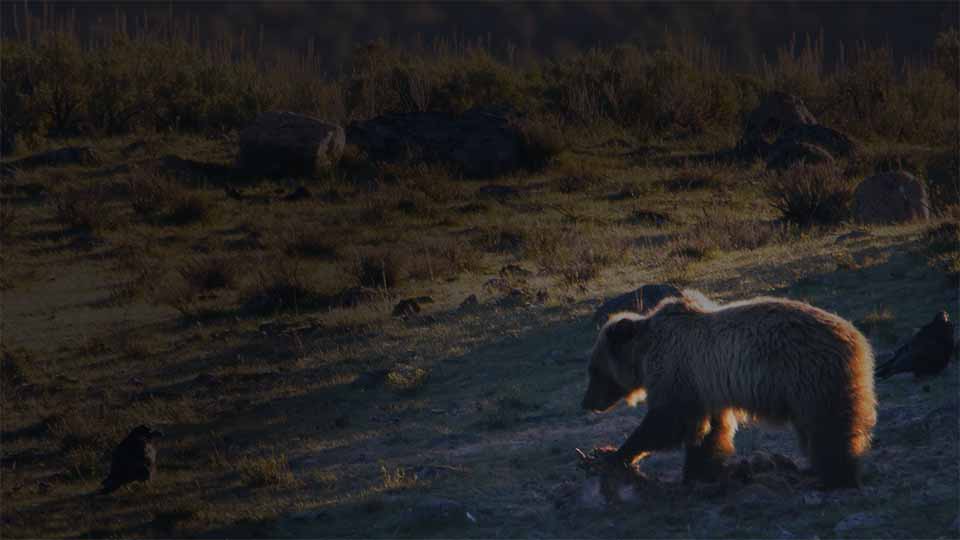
[582,291,877,489]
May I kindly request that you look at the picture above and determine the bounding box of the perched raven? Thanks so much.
[99,425,163,494]
[875,311,956,379]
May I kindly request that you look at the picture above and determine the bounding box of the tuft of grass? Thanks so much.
[127,171,214,226]
[518,117,567,171]
[283,229,338,260]
[243,256,318,315]
[660,165,727,192]
[672,214,795,261]
[379,462,418,491]
[178,256,238,293]
[49,183,115,234]
[0,196,17,239]
[833,251,861,271]
[407,239,483,281]
[351,250,405,289]
[767,164,855,228]
[237,452,296,488]
[923,221,960,256]
[857,306,897,344]
[385,365,430,394]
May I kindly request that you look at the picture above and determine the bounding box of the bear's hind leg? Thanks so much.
[683,411,737,484]
[809,419,861,489]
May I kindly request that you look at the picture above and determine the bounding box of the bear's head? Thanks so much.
[581,313,647,413]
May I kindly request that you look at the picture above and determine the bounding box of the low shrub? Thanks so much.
[767,165,854,228]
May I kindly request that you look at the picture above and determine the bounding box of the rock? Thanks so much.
[392,298,422,318]
[334,287,378,309]
[483,277,513,294]
[748,452,778,474]
[499,264,532,278]
[737,483,777,506]
[834,512,883,534]
[99,425,163,494]
[347,106,523,178]
[351,369,389,390]
[238,111,345,177]
[802,493,823,506]
[592,284,682,324]
[740,92,818,157]
[534,289,550,304]
[120,140,148,157]
[835,229,871,243]
[629,209,670,226]
[477,184,520,198]
[459,294,479,309]
[2,146,99,174]
[194,373,222,387]
[766,142,834,171]
[284,186,312,201]
[775,124,858,158]
[853,171,930,224]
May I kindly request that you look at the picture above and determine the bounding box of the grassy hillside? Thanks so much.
[1,11,959,540]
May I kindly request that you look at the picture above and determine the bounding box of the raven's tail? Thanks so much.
[875,350,911,380]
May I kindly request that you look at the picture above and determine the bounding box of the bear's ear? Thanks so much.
[606,318,642,346]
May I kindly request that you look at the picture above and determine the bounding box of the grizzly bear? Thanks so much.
[582,292,876,489]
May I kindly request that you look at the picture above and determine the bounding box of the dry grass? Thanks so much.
[2,16,957,540]
[237,453,297,488]
[243,255,319,314]
[49,182,115,233]
[351,250,406,289]
[767,164,855,228]
[379,463,419,491]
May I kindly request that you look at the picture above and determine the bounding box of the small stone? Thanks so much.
[392,299,421,318]
[284,186,312,201]
[834,512,883,534]
[499,264,531,278]
[460,294,479,309]
[835,230,871,243]
[802,493,823,506]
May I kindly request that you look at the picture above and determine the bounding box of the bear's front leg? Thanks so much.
[683,412,736,484]
[611,407,690,465]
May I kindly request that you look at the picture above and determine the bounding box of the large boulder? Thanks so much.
[592,284,682,325]
[774,124,858,158]
[766,142,834,171]
[740,92,818,157]
[853,171,930,224]
[238,112,345,177]
[346,106,522,178]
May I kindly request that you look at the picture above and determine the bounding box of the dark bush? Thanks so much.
[767,165,855,228]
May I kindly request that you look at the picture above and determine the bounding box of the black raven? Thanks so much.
[875,311,955,379]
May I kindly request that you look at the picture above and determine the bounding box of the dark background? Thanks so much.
[3,2,957,68]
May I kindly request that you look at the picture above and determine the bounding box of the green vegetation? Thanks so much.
[2,12,957,148]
